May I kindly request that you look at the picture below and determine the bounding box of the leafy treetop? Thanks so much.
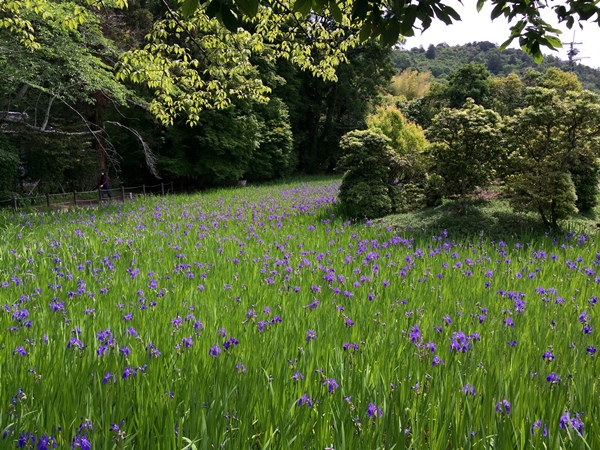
[178,0,600,63]
[0,0,128,50]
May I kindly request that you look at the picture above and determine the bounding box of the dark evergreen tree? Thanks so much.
[445,63,491,108]
[425,44,437,60]
[337,129,402,219]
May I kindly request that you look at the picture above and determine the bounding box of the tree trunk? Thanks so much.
[90,90,109,170]
[538,207,550,229]
[304,104,322,172]
[460,176,467,215]
[550,198,558,229]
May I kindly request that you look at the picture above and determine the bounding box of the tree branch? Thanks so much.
[0,121,102,136]
[40,95,55,131]
[105,121,160,178]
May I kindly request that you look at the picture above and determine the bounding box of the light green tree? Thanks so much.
[504,87,600,226]
[0,0,127,51]
[489,73,524,117]
[388,69,431,100]
[366,106,429,209]
[426,98,502,213]
[539,67,582,95]
[366,106,427,155]
[505,87,600,227]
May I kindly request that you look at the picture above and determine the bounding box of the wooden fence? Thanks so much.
[0,181,182,211]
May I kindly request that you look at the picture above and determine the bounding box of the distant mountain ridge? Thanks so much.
[392,41,600,93]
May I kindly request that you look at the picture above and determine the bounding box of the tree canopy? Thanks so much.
[4,0,600,128]
[173,0,600,63]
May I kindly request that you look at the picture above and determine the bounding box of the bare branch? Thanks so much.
[59,97,106,143]
[0,121,102,136]
[105,120,160,178]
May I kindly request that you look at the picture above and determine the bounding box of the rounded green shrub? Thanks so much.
[336,129,401,219]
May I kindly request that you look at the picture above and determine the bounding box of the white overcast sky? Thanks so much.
[403,1,600,69]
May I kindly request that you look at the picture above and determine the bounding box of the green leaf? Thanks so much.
[445,6,461,21]
[358,21,372,41]
[490,2,505,20]
[352,0,370,20]
[545,35,562,49]
[399,18,415,37]
[509,19,526,35]
[235,0,259,17]
[219,5,238,32]
[578,8,597,20]
[476,0,486,13]
[554,5,567,19]
[566,16,574,28]
[293,0,312,15]
[499,36,515,51]
[180,0,199,17]
[390,0,406,15]
[329,0,343,23]
[381,20,400,46]
[399,8,417,34]
[434,8,452,25]
[206,0,221,18]
[523,41,543,64]
[313,0,327,13]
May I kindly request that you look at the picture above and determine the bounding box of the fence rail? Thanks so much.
[1,181,182,211]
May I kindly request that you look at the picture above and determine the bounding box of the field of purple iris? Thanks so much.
[1,178,598,449]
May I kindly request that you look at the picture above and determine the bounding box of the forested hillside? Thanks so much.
[392,42,600,92]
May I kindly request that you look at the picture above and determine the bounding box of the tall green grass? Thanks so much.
[0,179,598,449]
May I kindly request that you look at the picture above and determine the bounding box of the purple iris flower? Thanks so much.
[531,420,548,437]
[546,372,561,384]
[297,393,315,407]
[542,351,555,361]
[367,403,382,418]
[495,399,511,414]
[323,378,338,393]
[461,384,476,396]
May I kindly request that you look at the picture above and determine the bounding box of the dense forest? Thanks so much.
[0,0,396,196]
[2,0,600,211]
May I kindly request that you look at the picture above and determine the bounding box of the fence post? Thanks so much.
[171,181,174,194]
[98,188,102,203]
[142,184,146,196]
[13,196,17,210]
[121,186,125,202]
[46,193,50,208]
[161,182,165,196]
[74,190,78,207]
